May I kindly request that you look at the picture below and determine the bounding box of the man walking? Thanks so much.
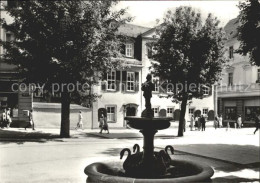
[190,115,194,131]
[201,115,206,131]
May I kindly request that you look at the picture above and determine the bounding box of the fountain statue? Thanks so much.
[84,74,214,182]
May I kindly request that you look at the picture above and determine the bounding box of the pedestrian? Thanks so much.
[218,114,223,128]
[201,115,206,131]
[237,115,242,129]
[75,110,83,130]
[99,113,105,133]
[6,108,12,128]
[1,108,7,128]
[214,115,219,129]
[194,115,199,130]
[253,114,260,135]
[190,115,194,131]
[25,109,35,130]
[198,115,202,131]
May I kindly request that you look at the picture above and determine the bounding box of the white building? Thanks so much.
[217,18,260,127]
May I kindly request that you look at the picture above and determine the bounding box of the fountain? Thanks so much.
[85,74,214,182]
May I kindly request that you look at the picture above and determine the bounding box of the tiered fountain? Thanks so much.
[85,74,214,182]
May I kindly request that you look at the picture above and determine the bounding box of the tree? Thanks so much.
[237,0,260,66]
[151,7,226,136]
[1,1,130,137]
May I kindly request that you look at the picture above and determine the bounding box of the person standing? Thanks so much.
[219,114,223,128]
[198,115,202,131]
[253,114,260,135]
[75,110,83,130]
[201,115,206,131]
[194,115,199,130]
[214,115,219,129]
[237,115,242,129]
[25,109,35,130]
[6,108,12,128]
[190,115,194,131]
[1,109,7,128]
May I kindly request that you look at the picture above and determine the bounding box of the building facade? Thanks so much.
[217,18,260,126]
[1,1,215,129]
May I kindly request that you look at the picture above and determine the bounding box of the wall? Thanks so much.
[33,102,92,129]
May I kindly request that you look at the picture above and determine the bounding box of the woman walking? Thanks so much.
[99,112,109,134]
[253,114,260,135]
[219,114,223,128]
[75,110,83,130]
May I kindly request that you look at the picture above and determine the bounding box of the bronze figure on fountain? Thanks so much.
[141,74,155,118]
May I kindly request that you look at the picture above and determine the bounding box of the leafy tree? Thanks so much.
[237,0,260,66]
[1,1,130,137]
[151,7,226,136]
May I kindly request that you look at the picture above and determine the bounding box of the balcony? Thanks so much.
[217,83,260,98]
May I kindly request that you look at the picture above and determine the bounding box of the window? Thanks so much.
[189,108,195,115]
[167,83,173,93]
[229,46,233,59]
[152,76,159,92]
[228,73,233,86]
[106,106,116,122]
[125,43,133,57]
[127,72,135,91]
[203,108,208,116]
[202,86,209,95]
[6,33,12,42]
[152,107,159,117]
[225,107,237,120]
[167,107,173,117]
[107,71,116,91]
[245,106,260,121]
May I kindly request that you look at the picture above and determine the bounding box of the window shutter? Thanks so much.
[116,71,121,92]
[209,86,213,96]
[122,71,127,92]
[135,72,139,92]
[121,44,126,55]
[101,81,107,91]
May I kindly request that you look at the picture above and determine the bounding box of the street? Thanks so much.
[0,126,259,182]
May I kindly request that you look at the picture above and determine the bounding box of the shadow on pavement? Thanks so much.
[212,176,260,182]
[0,128,62,144]
[100,147,123,157]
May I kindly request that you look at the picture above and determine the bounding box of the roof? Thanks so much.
[117,24,151,38]
[224,18,239,40]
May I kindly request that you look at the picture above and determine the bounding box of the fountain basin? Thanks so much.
[125,117,172,130]
[84,159,214,183]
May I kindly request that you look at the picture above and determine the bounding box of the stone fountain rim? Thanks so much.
[84,159,214,183]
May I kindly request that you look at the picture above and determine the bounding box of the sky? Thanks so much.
[114,1,240,28]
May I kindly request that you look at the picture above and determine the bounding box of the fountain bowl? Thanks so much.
[84,159,214,183]
[125,117,172,130]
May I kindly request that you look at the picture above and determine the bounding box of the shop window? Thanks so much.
[245,106,260,121]
[106,106,116,122]
[225,107,237,120]
[257,69,260,83]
